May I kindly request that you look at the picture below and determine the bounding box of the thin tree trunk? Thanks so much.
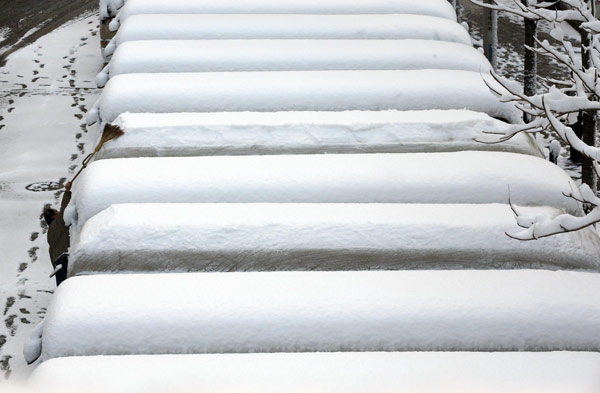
[483,0,498,70]
[523,7,537,122]
[581,30,597,192]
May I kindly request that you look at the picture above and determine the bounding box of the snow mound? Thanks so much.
[100,0,124,20]
[97,39,491,86]
[69,203,600,276]
[87,70,520,125]
[103,14,472,56]
[41,270,600,358]
[109,0,457,31]
[97,110,540,159]
[30,352,600,393]
[64,152,581,232]
[23,322,44,365]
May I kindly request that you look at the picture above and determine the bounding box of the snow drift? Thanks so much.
[30,352,600,393]
[109,0,457,31]
[68,203,600,276]
[103,14,472,57]
[41,270,600,358]
[64,152,581,232]
[97,39,490,87]
[97,110,540,159]
[86,70,521,125]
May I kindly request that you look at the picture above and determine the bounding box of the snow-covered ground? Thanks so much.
[0,13,101,381]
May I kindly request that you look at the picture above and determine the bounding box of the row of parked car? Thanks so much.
[29,0,600,391]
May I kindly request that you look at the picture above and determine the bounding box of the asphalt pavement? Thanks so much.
[0,0,97,66]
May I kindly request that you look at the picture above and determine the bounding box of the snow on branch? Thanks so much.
[473,0,600,240]
[507,184,600,239]
[469,0,586,22]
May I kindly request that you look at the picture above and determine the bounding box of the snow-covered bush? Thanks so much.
[97,39,490,87]
[41,270,600,359]
[97,110,540,159]
[64,152,581,232]
[68,203,600,276]
[103,14,473,57]
[86,70,521,125]
[109,0,457,31]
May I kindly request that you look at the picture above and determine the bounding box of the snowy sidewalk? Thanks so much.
[0,13,101,381]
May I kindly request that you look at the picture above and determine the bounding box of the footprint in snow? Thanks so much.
[4,315,17,336]
[18,292,31,300]
[3,297,15,315]
[28,246,38,262]
[1,354,11,379]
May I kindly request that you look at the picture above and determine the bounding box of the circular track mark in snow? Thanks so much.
[25,181,62,192]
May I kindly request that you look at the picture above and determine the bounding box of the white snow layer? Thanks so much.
[97,39,491,87]
[103,14,472,56]
[109,0,457,31]
[69,203,600,276]
[64,152,580,233]
[87,70,521,125]
[29,352,600,393]
[41,270,600,358]
[98,110,540,159]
